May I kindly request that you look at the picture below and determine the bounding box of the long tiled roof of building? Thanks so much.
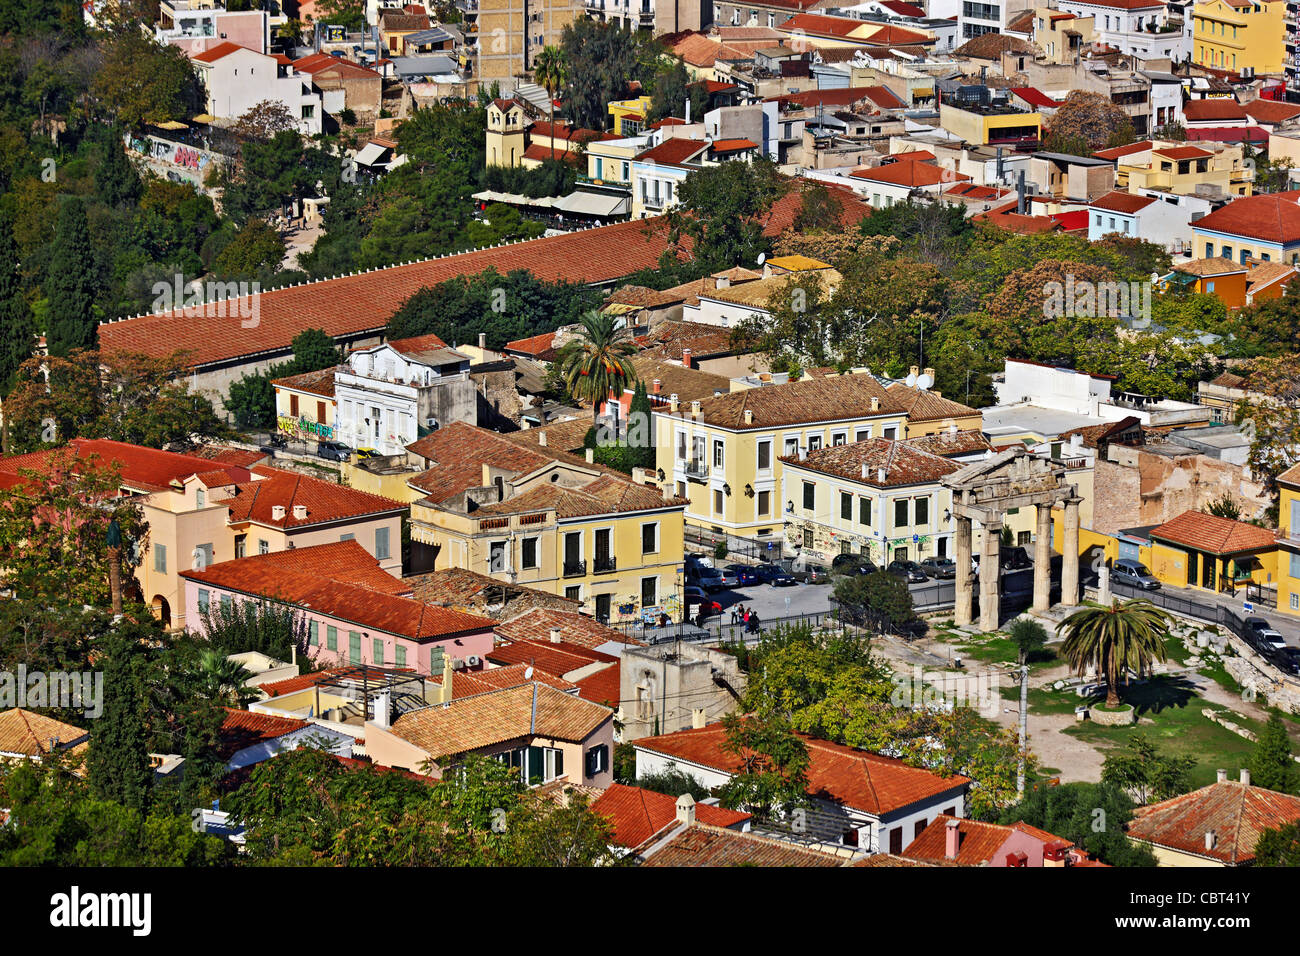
[1192,190,1300,244]
[1128,779,1300,865]
[637,723,969,815]
[1184,98,1247,123]
[1149,510,1276,555]
[0,709,88,757]
[782,437,960,487]
[223,467,406,529]
[217,708,310,759]
[637,822,846,866]
[885,383,980,423]
[270,367,337,398]
[387,681,611,758]
[99,218,680,369]
[487,636,621,675]
[593,784,750,847]
[671,372,905,431]
[904,429,993,458]
[902,814,1073,865]
[495,607,638,649]
[0,438,250,494]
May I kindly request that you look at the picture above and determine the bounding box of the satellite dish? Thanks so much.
[524,666,534,680]
[917,373,933,390]
[905,371,918,387]
[756,252,766,265]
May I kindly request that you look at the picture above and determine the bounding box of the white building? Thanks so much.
[956,0,1035,40]
[191,42,323,136]
[1055,0,1191,60]
[1087,189,1199,254]
[334,336,477,456]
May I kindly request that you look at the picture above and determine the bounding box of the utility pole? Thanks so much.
[1017,663,1029,800]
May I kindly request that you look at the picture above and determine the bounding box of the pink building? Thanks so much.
[180,540,495,673]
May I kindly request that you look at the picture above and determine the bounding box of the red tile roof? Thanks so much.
[637,822,845,866]
[503,330,558,359]
[593,784,750,847]
[495,607,639,649]
[637,723,969,815]
[637,138,710,166]
[522,143,582,165]
[487,637,620,677]
[761,181,872,237]
[191,41,257,64]
[1149,510,1277,555]
[0,438,248,494]
[573,665,622,707]
[1090,191,1156,214]
[181,541,496,642]
[224,466,406,530]
[782,437,960,487]
[258,669,348,698]
[1184,98,1247,123]
[1185,126,1269,146]
[768,86,905,111]
[218,708,310,759]
[1152,145,1214,161]
[1011,87,1063,109]
[1128,779,1300,864]
[879,0,925,14]
[710,138,759,153]
[1192,190,1300,244]
[1242,99,1300,125]
[1093,140,1153,161]
[450,662,577,697]
[100,218,681,369]
[903,814,1072,865]
[780,12,871,38]
[851,162,969,188]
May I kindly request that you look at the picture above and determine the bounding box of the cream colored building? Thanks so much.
[468,0,586,82]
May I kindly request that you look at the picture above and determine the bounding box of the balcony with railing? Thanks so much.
[593,555,617,574]
[683,458,709,481]
[563,558,587,578]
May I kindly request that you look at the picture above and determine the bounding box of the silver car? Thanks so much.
[1112,558,1160,590]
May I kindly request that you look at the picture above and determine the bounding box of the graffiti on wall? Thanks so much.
[128,135,223,178]
[278,415,335,441]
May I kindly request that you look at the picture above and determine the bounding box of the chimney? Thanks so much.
[870,396,879,412]
[292,504,307,520]
[878,468,886,482]
[945,818,961,859]
[909,365,919,378]
[1205,830,1218,851]
[585,448,594,463]
[690,400,701,419]
[652,378,662,395]
[482,463,492,485]
[923,367,934,382]
[798,445,807,461]
[441,651,455,703]
[861,462,869,479]
[670,393,680,413]
[549,626,563,644]
[692,708,706,729]
[1017,168,1026,216]
[949,422,958,437]
[744,409,753,424]
[714,274,730,290]
[478,332,486,350]
[538,431,548,447]
[1217,768,1227,783]
[683,348,693,367]
[1240,768,1251,786]
[271,504,286,521]
[676,792,697,826]
[371,691,392,729]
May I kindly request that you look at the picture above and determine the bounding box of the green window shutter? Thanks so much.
[326,625,338,651]
[308,621,319,647]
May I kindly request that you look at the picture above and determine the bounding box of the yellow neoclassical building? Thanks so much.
[651,372,981,543]
[1274,463,1300,616]
[1192,0,1286,75]
[401,422,687,625]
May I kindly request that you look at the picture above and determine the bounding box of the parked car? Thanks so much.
[683,586,722,614]
[1001,546,1032,570]
[317,441,351,461]
[1111,558,1160,590]
[920,557,957,579]
[355,446,380,459]
[1245,617,1288,651]
[725,564,760,586]
[832,553,876,576]
[691,567,737,592]
[887,560,927,584]
[1272,646,1300,675]
[790,564,830,584]
[754,564,796,586]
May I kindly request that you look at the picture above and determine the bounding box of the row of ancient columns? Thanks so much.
[953,498,1081,631]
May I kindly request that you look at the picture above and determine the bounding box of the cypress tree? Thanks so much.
[0,214,33,394]
[44,197,99,357]
[88,624,154,812]
[1250,712,1296,793]
[628,379,655,471]
[94,128,143,209]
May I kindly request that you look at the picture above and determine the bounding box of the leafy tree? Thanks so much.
[315,0,367,31]
[626,379,655,470]
[1101,733,1196,804]
[1058,599,1171,709]
[2,349,101,451]
[858,198,974,269]
[1204,494,1242,520]
[1238,353,1300,494]
[1249,712,1297,793]
[92,351,233,448]
[197,598,310,664]
[649,59,707,124]
[44,196,99,357]
[1044,91,1136,152]
[212,218,286,278]
[93,29,203,130]
[633,767,711,800]
[290,327,342,373]
[226,368,280,430]
[716,710,810,823]
[1255,821,1300,865]
[832,570,919,635]
[997,780,1157,866]
[559,20,661,130]
[233,100,297,142]
[1009,617,1049,665]
[667,159,785,271]
[557,311,636,421]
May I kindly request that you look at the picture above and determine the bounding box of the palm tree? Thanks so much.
[557,311,637,423]
[1057,598,1171,709]
[533,45,569,148]
[198,650,255,707]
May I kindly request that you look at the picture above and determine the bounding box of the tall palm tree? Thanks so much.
[1057,598,1171,709]
[533,45,569,149]
[198,650,256,707]
[558,311,637,423]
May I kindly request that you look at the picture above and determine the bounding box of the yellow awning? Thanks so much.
[153,120,189,130]
[189,114,216,124]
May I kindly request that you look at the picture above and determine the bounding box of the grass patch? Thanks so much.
[953,635,1060,671]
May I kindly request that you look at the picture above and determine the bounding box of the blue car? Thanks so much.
[725,564,760,586]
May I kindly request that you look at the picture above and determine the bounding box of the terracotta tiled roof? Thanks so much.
[503,330,558,360]
[711,138,759,153]
[573,666,622,707]
[488,637,621,677]
[1091,191,1156,214]
[637,138,709,166]
[761,181,872,237]
[473,470,677,519]
[0,709,88,757]
[637,822,846,866]
[953,33,1035,57]
[99,218,680,369]
[507,417,592,455]
[768,86,906,111]
[271,366,337,398]
[379,12,430,30]
[1175,256,1248,277]
[886,383,979,423]
[0,438,249,494]
[1193,192,1300,245]
[403,566,577,615]
[638,320,738,358]
[637,723,970,816]
[780,12,872,38]
[181,541,496,642]
[1128,779,1300,864]
[1246,261,1298,297]
[218,708,310,759]
[191,41,254,63]
[782,437,960,487]
[904,429,993,458]
[523,144,582,165]
[851,161,969,188]
[1152,145,1214,161]
[224,466,405,529]
[973,199,1061,235]
[593,784,750,847]
[1242,99,1300,125]
[183,445,271,468]
[450,662,577,697]
[1149,510,1277,555]
[1093,140,1153,161]
[670,372,905,431]
[386,682,611,759]
[669,32,724,68]
[293,52,383,79]
[1184,98,1247,123]
[386,332,449,357]
[902,814,1072,865]
[627,356,732,404]
[496,607,638,650]
[259,669,348,698]
[879,0,925,14]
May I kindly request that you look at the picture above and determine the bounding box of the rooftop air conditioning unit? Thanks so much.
[451,659,466,670]
[467,655,482,667]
